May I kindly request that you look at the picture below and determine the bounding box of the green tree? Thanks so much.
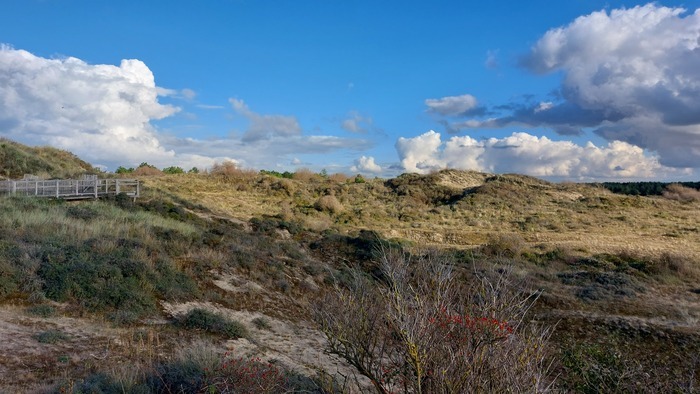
[115,166,134,174]
[163,166,185,174]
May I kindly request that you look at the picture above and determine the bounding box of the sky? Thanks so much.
[1,0,699,181]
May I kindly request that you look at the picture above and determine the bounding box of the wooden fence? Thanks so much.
[0,179,140,200]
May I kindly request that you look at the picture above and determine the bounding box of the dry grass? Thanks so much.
[328,173,349,183]
[663,183,700,202]
[314,195,343,214]
[210,160,257,181]
[132,165,163,176]
[292,168,318,182]
[140,171,700,264]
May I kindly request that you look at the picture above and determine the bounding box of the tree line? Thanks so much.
[595,182,700,196]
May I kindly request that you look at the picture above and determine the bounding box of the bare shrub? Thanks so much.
[658,252,700,279]
[293,168,318,182]
[271,178,296,196]
[210,160,257,181]
[315,195,343,214]
[208,353,286,394]
[482,233,526,258]
[328,173,349,183]
[663,183,700,202]
[313,246,553,393]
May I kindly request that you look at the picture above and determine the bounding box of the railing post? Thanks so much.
[95,179,99,198]
[56,180,59,198]
[11,181,16,195]
[116,180,120,195]
[35,181,38,196]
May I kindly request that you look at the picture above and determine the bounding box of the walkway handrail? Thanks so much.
[0,178,140,200]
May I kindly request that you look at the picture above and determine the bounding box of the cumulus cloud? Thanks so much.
[396,130,688,180]
[425,94,483,117]
[341,111,373,133]
[460,4,700,169]
[229,98,302,142]
[0,45,189,168]
[351,156,382,173]
[0,46,372,172]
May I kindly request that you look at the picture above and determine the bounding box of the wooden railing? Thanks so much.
[0,179,139,200]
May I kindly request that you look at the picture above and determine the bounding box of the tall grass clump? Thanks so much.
[314,195,344,215]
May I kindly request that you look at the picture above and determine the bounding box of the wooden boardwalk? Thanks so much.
[0,178,140,200]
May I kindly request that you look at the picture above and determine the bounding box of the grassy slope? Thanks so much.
[146,170,700,259]
[0,138,98,179]
[0,165,698,391]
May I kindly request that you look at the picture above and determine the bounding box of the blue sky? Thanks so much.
[1,1,699,180]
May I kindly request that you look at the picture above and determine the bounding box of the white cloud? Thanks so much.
[512,4,700,168]
[0,46,372,172]
[351,156,382,173]
[396,130,689,180]
[395,130,445,173]
[534,102,554,113]
[229,98,302,142]
[341,111,373,133]
[425,94,480,116]
[0,45,186,168]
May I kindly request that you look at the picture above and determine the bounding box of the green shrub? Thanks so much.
[35,329,69,344]
[37,244,157,314]
[251,316,272,330]
[58,372,152,394]
[65,204,99,221]
[150,359,207,393]
[176,308,249,339]
[559,340,651,393]
[163,166,185,174]
[0,259,18,297]
[26,304,56,318]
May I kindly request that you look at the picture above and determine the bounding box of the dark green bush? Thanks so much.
[35,329,69,344]
[176,308,248,339]
[149,359,207,393]
[251,316,272,330]
[36,237,197,318]
[0,259,18,297]
[65,205,99,221]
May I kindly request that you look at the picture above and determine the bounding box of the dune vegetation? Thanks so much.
[0,141,698,392]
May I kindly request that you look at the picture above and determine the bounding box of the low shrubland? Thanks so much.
[0,163,698,392]
[56,340,333,394]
